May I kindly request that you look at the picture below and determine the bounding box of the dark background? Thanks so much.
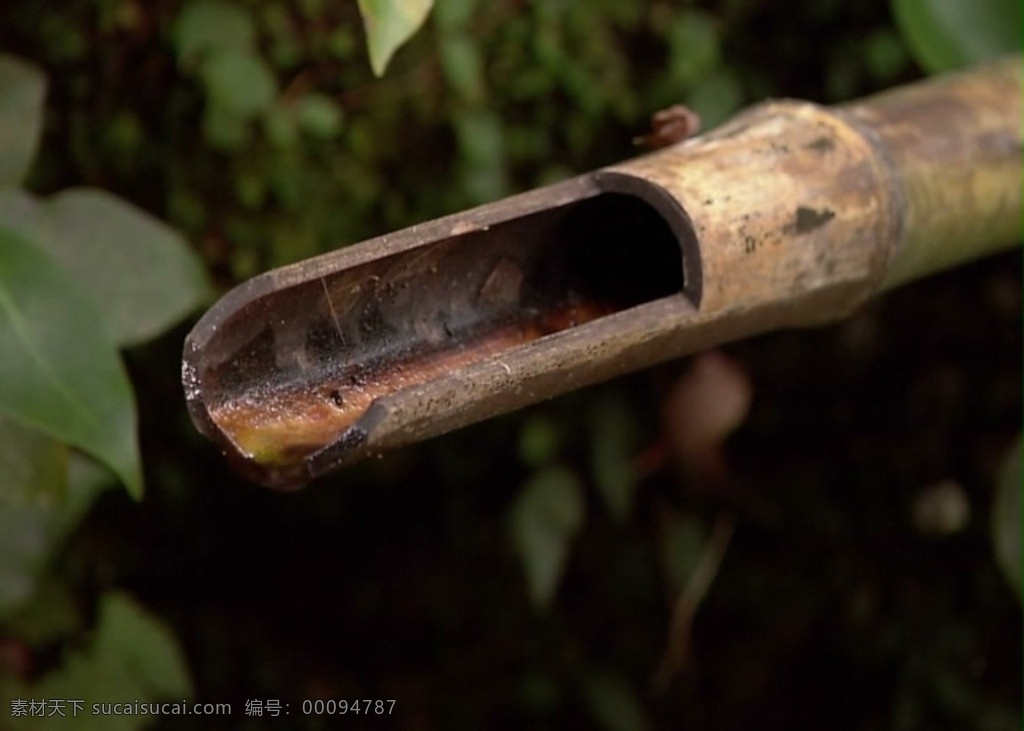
[2,1,1020,729]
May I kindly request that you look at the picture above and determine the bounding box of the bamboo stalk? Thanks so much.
[183,57,1022,488]
[843,56,1022,288]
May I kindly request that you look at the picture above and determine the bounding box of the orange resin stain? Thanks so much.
[209,299,613,467]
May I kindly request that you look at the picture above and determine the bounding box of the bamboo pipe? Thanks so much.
[182,57,1022,489]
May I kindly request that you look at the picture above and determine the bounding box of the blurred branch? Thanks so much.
[653,513,736,691]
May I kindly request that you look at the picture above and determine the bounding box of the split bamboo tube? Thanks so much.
[183,57,1022,488]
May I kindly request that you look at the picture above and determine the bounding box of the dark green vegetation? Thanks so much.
[0,1,1020,729]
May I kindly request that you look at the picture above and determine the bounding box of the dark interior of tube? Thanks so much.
[536,192,685,310]
[198,191,686,467]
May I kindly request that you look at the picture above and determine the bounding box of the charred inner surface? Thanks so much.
[200,192,684,468]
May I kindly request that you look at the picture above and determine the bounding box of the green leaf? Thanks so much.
[202,103,251,151]
[0,188,42,236]
[518,414,562,467]
[264,104,300,148]
[439,35,484,101]
[198,47,277,118]
[42,189,212,347]
[63,453,118,532]
[0,54,46,186]
[0,424,115,622]
[0,189,212,347]
[0,228,141,497]
[297,93,344,139]
[590,396,639,523]
[991,437,1021,598]
[172,0,257,67]
[2,580,83,646]
[453,106,505,165]
[432,0,474,31]
[665,10,721,91]
[88,592,194,700]
[0,418,66,618]
[0,418,67,507]
[357,0,434,76]
[892,0,1022,73]
[862,29,911,83]
[509,466,584,609]
[685,66,744,130]
[453,107,509,203]
[7,592,193,731]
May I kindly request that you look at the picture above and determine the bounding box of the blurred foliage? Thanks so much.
[0,1,1019,730]
[2,592,193,731]
[172,0,280,150]
[509,465,585,609]
[0,49,207,726]
[0,56,46,185]
[6,0,795,284]
[892,0,1022,73]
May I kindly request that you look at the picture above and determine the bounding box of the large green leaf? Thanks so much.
[892,0,1022,73]
[0,188,212,347]
[0,228,141,497]
[0,54,46,186]
[357,0,434,76]
[0,188,41,235]
[42,189,212,347]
